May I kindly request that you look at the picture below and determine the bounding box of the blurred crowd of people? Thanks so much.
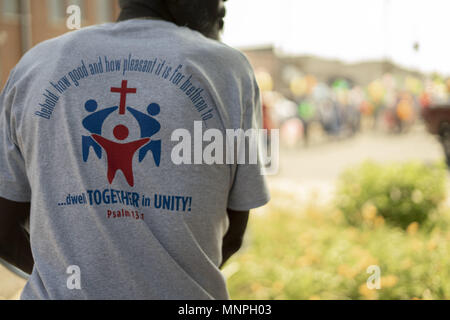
[256,67,450,146]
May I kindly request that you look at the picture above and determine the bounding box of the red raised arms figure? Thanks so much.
[92,125,150,187]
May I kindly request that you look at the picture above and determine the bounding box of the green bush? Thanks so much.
[226,204,450,300]
[335,161,447,229]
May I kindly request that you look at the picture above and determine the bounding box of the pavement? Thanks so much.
[269,125,445,204]
[0,264,25,300]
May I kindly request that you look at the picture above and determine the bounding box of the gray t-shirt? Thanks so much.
[0,19,269,299]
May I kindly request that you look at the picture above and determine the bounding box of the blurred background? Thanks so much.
[1,0,450,300]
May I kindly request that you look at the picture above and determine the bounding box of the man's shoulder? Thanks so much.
[193,36,253,72]
[12,25,105,77]
[179,33,255,83]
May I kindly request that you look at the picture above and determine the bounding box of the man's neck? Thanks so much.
[117,2,173,23]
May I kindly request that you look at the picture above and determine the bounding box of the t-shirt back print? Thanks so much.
[36,54,216,219]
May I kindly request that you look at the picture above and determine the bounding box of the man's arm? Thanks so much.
[220,209,249,268]
[0,197,33,274]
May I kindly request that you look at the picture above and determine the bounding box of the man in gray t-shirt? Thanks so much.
[0,0,269,299]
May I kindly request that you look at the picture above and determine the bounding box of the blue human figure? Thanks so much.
[82,99,118,162]
[127,103,161,166]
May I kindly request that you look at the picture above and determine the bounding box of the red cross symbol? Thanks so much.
[110,80,137,115]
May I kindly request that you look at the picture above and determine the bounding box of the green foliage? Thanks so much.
[226,193,450,300]
[335,161,447,229]
[225,162,449,299]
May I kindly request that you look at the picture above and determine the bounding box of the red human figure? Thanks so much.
[92,125,149,187]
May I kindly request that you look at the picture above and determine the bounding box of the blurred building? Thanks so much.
[0,0,120,86]
[243,45,282,86]
[243,46,425,91]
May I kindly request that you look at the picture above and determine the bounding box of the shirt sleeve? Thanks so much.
[0,74,32,202]
[227,73,270,211]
